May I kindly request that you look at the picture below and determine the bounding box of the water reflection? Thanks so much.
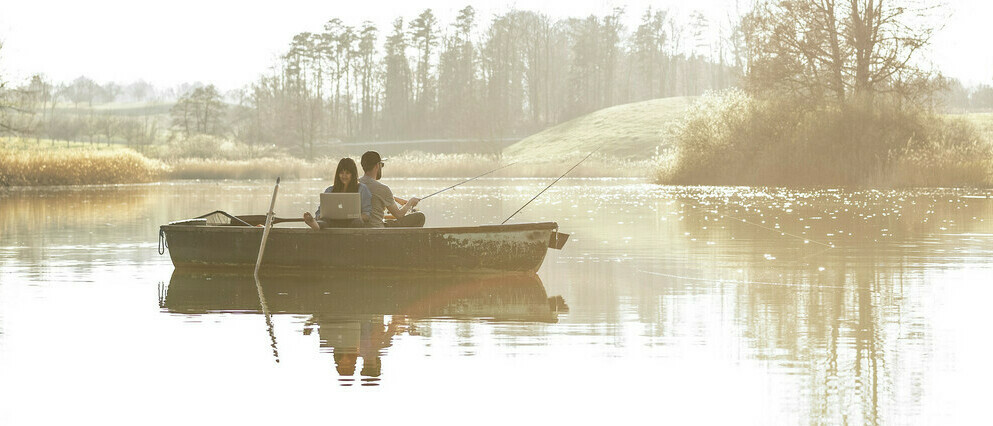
[164,271,564,384]
[3,180,992,423]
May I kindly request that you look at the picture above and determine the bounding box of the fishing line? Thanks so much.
[421,161,519,200]
[637,269,847,290]
[502,143,606,224]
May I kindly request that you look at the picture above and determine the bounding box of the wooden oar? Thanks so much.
[253,274,280,363]
[236,215,305,226]
[254,177,280,278]
[251,177,281,362]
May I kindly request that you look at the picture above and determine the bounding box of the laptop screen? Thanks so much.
[319,193,362,220]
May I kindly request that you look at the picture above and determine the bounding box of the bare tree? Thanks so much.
[170,85,227,137]
[742,0,942,104]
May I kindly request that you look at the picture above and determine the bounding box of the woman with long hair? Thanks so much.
[303,158,372,229]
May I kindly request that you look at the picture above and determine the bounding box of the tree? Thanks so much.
[973,85,993,110]
[742,0,941,104]
[382,18,413,139]
[170,85,226,137]
[65,76,100,108]
[0,41,8,133]
[631,8,671,100]
[99,81,122,104]
[409,9,439,136]
[438,6,480,137]
[356,22,379,138]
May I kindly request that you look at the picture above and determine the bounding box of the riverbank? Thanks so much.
[0,139,652,186]
[6,99,991,187]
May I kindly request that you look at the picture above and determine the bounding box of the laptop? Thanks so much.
[319,193,362,220]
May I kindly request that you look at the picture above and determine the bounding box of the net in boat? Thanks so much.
[195,210,250,226]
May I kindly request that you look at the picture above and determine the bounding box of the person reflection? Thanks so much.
[309,315,405,386]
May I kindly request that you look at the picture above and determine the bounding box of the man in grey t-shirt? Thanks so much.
[358,151,426,228]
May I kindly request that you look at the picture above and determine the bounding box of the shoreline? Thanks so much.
[0,147,654,187]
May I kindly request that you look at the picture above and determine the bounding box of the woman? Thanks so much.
[303,158,372,230]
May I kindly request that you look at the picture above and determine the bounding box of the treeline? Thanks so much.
[242,7,739,157]
[0,73,198,149]
[942,81,993,111]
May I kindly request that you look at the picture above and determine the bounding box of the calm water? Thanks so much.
[1,179,992,424]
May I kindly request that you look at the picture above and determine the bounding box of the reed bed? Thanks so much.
[657,89,993,187]
[0,146,167,186]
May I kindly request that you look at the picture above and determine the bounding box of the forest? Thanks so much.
[2,6,740,156]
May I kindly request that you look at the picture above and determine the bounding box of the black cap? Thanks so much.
[360,151,385,171]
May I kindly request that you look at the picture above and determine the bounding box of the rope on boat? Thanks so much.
[502,142,606,225]
[158,228,167,255]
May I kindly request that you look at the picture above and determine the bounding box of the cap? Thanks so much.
[360,151,386,171]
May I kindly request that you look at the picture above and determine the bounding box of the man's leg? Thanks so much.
[385,212,425,227]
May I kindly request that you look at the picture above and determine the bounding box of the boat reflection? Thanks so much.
[163,271,565,385]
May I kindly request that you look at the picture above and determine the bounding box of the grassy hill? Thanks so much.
[503,96,696,161]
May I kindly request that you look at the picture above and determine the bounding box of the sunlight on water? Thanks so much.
[1,179,991,424]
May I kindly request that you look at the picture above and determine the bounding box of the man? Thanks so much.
[358,151,426,228]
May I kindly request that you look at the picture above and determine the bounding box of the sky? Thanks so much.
[0,0,991,91]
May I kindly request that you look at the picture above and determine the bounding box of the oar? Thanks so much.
[254,274,280,363]
[254,177,280,278]
[236,215,305,226]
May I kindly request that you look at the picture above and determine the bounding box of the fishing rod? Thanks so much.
[502,143,605,225]
[421,161,520,200]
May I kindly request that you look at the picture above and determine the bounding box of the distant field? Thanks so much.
[955,112,993,142]
[503,96,696,162]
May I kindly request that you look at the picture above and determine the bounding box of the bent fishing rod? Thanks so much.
[502,142,606,224]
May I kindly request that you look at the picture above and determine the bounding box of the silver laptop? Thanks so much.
[319,193,361,220]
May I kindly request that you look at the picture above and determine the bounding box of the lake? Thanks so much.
[1,179,991,424]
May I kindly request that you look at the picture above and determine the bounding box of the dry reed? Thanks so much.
[1,139,654,187]
[657,89,993,187]
[0,146,167,186]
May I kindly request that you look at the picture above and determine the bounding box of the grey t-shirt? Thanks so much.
[358,175,393,228]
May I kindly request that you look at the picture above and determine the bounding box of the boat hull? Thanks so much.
[160,222,559,274]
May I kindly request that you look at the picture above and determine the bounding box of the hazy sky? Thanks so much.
[1,0,990,91]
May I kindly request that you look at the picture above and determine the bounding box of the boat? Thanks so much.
[163,270,565,323]
[159,212,568,274]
